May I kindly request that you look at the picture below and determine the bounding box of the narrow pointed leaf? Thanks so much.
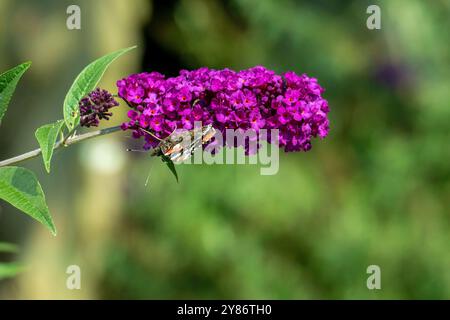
[161,155,179,183]
[35,120,65,173]
[63,46,137,129]
[0,166,56,235]
[0,62,31,125]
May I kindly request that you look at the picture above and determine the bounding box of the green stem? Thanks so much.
[0,125,123,168]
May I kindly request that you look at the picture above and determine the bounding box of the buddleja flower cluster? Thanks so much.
[117,66,329,152]
[79,88,119,127]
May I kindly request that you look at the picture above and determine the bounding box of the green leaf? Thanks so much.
[63,46,137,129]
[161,155,179,183]
[0,243,21,280]
[35,120,65,173]
[0,62,31,125]
[0,242,18,253]
[0,166,56,235]
[0,263,24,280]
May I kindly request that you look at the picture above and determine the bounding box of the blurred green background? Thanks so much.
[0,0,449,299]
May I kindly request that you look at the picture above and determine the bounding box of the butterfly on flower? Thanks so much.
[143,124,216,163]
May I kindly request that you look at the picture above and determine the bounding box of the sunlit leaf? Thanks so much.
[0,166,56,235]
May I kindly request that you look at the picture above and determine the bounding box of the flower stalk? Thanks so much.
[0,125,123,168]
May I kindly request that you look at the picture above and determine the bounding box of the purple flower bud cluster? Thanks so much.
[79,88,119,127]
[118,66,329,152]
